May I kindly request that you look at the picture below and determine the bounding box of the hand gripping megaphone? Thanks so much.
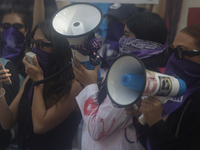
[106,54,187,125]
[51,3,103,66]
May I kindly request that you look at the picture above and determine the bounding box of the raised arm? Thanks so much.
[32,0,45,30]
[23,57,82,134]
[55,0,71,10]
[0,72,28,130]
[152,0,167,19]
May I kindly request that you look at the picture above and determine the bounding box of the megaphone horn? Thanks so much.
[51,3,103,62]
[106,54,187,107]
[106,54,147,107]
[106,54,187,125]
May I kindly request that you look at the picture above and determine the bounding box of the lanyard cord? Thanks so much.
[124,127,135,144]
[136,122,147,139]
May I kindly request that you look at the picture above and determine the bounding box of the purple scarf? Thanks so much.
[69,36,102,66]
[119,37,166,59]
[28,47,52,101]
[147,54,200,150]
[162,55,200,116]
[101,20,125,69]
[1,27,25,62]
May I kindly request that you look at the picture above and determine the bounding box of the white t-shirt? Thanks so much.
[76,84,145,150]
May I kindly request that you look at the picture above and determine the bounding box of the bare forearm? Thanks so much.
[0,88,16,129]
[56,1,71,9]
[32,0,45,30]
[152,0,167,19]
[32,84,47,131]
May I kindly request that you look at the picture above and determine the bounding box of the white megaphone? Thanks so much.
[51,3,103,64]
[106,54,187,125]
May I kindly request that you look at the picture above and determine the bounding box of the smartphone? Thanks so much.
[0,60,12,85]
[26,52,36,65]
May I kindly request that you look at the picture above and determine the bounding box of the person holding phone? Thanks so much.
[0,58,20,150]
[0,8,30,150]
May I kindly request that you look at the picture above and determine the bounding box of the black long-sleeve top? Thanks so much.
[148,89,200,150]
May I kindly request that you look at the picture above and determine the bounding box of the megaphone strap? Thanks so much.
[32,63,71,86]
[125,127,136,143]
[135,123,147,140]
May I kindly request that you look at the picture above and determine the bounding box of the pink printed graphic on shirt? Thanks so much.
[84,98,98,116]
[94,118,115,140]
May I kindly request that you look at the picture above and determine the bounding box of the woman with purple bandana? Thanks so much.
[0,2,48,149]
[119,11,169,72]
[126,24,200,149]
[0,20,82,150]
[119,11,170,149]
[0,9,29,78]
[0,8,30,150]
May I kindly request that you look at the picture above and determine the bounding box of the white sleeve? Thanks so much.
[76,84,132,141]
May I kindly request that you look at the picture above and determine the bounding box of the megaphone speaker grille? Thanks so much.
[106,54,146,107]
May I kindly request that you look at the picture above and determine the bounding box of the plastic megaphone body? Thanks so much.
[51,3,103,70]
[106,54,187,125]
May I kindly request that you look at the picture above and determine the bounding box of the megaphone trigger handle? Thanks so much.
[138,114,146,125]
[133,104,139,111]
[154,96,170,104]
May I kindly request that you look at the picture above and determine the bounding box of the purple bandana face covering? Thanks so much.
[1,27,25,62]
[106,20,125,41]
[101,20,125,68]
[147,54,200,150]
[162,54,200,116]
[119,37,166,59]
[31,47,52,78]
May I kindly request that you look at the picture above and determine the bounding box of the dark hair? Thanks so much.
[181,24,200,49]
[0,9,29,31]
[126,11,167,45]
[30,20,74,109]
